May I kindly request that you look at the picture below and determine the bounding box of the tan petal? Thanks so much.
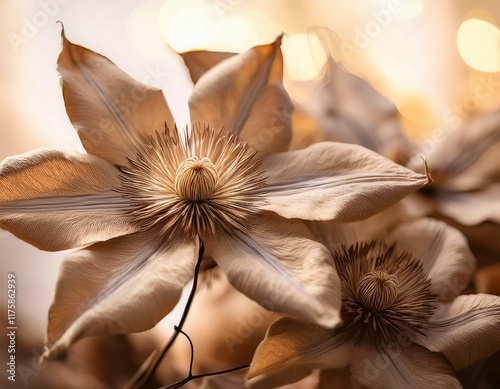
[247,365,313,389]
[431,216,500,264]
[247,317,351,388]
[0,149,137,250]
[444,142,500,191]
[180,50,234,84]
[58,31,175,166]
[289,108,323,151]
[349,343,460,389]
[309,204,412,252]
[207,212,341,328]
[261,142,429,221]
[189,36,293,156]
[422,108,500,184]
[44,233,197,358]
[434,185,500,225]
[416,294,500,371]
[301,57,414,163]
[387,218,476,301]
[318,368,356,389]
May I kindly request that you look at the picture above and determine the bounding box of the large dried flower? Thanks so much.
[0,31,428,358]
[248,218,500,388]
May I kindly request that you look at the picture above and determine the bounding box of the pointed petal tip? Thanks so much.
[421,155,433,186]
[274,32,285,46]
[57,20,64,35]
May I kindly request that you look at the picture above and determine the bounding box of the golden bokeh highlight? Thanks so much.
[457,18,500,72]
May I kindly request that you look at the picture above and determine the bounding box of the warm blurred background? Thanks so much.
[0,0,499,387]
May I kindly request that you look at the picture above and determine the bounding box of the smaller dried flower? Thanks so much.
[248,219,500,389]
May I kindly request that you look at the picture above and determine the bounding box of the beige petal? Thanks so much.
[247,317,351,388]
[180,50,235,84]
[189,36,293,156]
[301,57,414,163]
[261,142,429,221]
[421,108,500,185]
[444,142,500,191]
[58,31,175,166]
[416,294,500,371]
[0,149,137,251]
[44,233,197,359]
[349,343,460,389]
[429,216,500,264]
[309,204,412,252]
[387,218,476,301]
[434,185,500,225]
[207,212,341,329]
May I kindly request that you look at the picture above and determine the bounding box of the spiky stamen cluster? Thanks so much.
[333,241,436,347]
[119,125,266,239]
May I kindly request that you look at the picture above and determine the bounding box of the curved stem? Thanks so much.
[125,237,205,389]
[160,322,249,389]
[160,363,250,389]
[174,326,195,376]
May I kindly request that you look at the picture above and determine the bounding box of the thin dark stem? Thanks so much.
[125,237,205,389]
[174,326,195,376]
[159,324,249,389]
[159,364,251,389]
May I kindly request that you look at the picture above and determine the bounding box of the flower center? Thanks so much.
[334,242,436,345]
[174,156,218,201]
[357,271,399,311]
[118,125,266,238]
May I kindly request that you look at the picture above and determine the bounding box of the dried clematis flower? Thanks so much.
[248,218,500,389]
[0,31,429,359]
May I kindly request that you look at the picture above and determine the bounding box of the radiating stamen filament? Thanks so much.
[119,125,266,238]
[334,242,436,345]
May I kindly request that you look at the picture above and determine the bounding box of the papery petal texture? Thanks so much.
[248,317,351,389]
[349,343,461,389]
[387,218,476,301]
[261,142,429,221]
[207,213,341,329]
[423,108,500,184]
[416,294,500,371]
[189,36,292,156]
[434,185,500,225]
[45,233,197,358]
[58,31,175,166]
[180,50,234,84]
[0,149,137,250]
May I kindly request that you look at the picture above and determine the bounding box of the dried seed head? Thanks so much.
[118,125,266,239]
[174,156,218,201]
[357,271,399,311]
[334,241,436,346]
